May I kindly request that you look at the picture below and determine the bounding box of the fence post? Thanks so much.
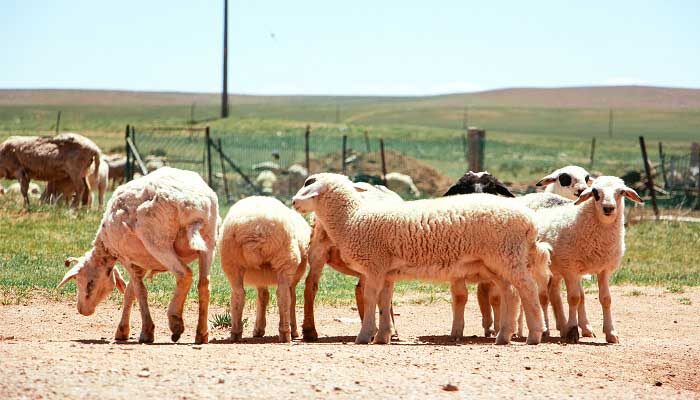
[380,138,387,185]
[205,126,213,187]
[125,124,131,181]
[55,111,61,134]
[218,138,230,204]
[589,137,596,170]
[460,133,468,163]
[658,142,668,190]
[363,130,371,152]
[341,135,348,175]
[639,136,659,220]
[693,143,700,209]
[467,128,485,171]
[305,125,311,173]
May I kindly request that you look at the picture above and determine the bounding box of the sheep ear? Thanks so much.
[57,264,82,289]
[495,182,516,198]
[64,257,80,267]
[620,187,643,204]
[574,187,594,205]
[293,181,323,201]
[536,173,557,187]
[113,268,127,294]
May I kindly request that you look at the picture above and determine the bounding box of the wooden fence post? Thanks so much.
[380,138,387,185]
[125,124,131,181]
[305,125,310,173]
[341,135,348,175]
[693,143,700,209]
[467,128,485,171]
[218,138,230,204]
[205,126,212,187]
[658,142,668,190]
[589,137,596,170]
[461,133,468,163]
[639,136,659,220]
[363,130,371,152]
[55,111,61,134]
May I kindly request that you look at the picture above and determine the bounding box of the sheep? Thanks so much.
[0,133,101,208]
[255,170,278,195]
[385,172,421,198]
[219,196,310,343]
[6,182,41,200]
[302,182,403,341]
[292,173,550,345]
[536,165,592,200]
[57,167,219,344]
[444,171,515,197]
[106,154,126,188]
[144,155,168,173]
[43,155,110,208]
[521,176,643,343]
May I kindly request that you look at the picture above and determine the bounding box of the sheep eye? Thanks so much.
[303,178,316,187]
[592,188,600,201]
[558,173,572,186]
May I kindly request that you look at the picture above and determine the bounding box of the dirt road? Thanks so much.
[1,286,698,399]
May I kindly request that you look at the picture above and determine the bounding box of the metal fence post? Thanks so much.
[380,138,387,185]
[55,111,61,134]
[218,138,230,204]
[125,124,131,181]
[639,136,659,220]
[589,137,596,170]
[467,128,485,171]
[205,126,213,187]
[341,134,348,175]
[305,125,310,173]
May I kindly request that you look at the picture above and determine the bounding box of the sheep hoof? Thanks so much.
[302,327,318,342]
[195,332,208,345]
[252,327,265,338]
[278,332,292,343]
[355,334,371,345]
[542,329,550,338]
[484,328,495,338]
[168,315,184,342]
[605,332,619,344]
[565,326,580,344]
[138,332,154,344]
[114,325,129,341]
[291,329,300,339]
[526,332,542,345]
[581,325,595,338]
[230,332,242,342]
[373,330,392,344]
[495,332,511,345]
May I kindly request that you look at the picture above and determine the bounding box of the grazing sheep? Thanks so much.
[536,165,592,200]
[57,167,219,344]
[293,173,549,345]
[522,176,643,343]
[302,182,402,341]
[6,182,41,200]
[0,133,101,208]
[255,170,278,195]
[385,172,421,198]
[219,196,311,343]
[106,154,126,188]
[144,155,168,173]
[44,155,110,208]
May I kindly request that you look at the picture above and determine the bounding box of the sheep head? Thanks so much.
[536,166,592,200]
[445,170,515,197]
[57,251,126,316]
[574,176,642,224]
[292,173,361,213]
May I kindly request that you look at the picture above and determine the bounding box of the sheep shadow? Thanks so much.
[416,335,611,346]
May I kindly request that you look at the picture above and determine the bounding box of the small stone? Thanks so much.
[333,387,342,391]
[192,345,202,350]
[217,378,225,384]
[137,369,150,378]
[443,384,459,392]
[655,381,663,387]
[494,354,500,357]
[525,366,532,370]
[577,372,583,377]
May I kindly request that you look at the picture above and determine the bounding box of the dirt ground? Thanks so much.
[1,285,698,399]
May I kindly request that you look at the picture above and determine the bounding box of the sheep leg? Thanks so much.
[356,276,382,344]
[276,271,293,343]
[516,306,524,338]
[539,286,551,338]
[289,283,299,339]
[477,282,494,337]
[301,253,324,341]
[16,171,30,209]
[490,291,501,335]
[115,280,135,341]
[493,281,518,345]
[597,271,619,344]
[511,272,544,345]
[563,274,581,344]
[229,268,245,342]
[195,250,212,344]
[577,282,594,338]
[253,287,270,337]
[129,272,155,343]
[355,278,365,321]
[548,274,567,332]
[449,278,468,339]
[374,280,394,344]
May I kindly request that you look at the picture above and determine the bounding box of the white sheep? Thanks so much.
[293,173,549,345]
[57,167,219,344]
[255,170,278,195]
[144,155,168,173]
[536,165,592,200]
[219,196,311,343]
[521,176,642,343]
[385,172,421,198]
[6,182,41,200]
[302,182,403,341]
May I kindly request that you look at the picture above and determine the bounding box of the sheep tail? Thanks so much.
[92,152,101,183]
[529,240,553,291]
[187,221,207,252]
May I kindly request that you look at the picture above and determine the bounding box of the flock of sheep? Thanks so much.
[19,129,639,347]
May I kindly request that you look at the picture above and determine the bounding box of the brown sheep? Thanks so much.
[0,133,101,208]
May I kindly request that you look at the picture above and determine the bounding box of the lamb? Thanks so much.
[292,173,550,345]
[255,170,278,195]
[43,155,110,208]
[536,165,592,200]
[521,176,643,343]
[57,167,219,344]
[144,155,168,173]
[106,154,126,188]
[0,133,101,208]
[219,196,310,343]
[302,182,403,341]
[6,182,41,200]
[385,172,421,198]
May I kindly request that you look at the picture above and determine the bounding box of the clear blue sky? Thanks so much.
[2,0,699,95]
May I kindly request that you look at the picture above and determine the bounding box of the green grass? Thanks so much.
[1,198,697,307]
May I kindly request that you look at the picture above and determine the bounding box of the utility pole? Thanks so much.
[221,0,229,118]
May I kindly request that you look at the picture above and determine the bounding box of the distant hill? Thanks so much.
[2,86,700,109]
